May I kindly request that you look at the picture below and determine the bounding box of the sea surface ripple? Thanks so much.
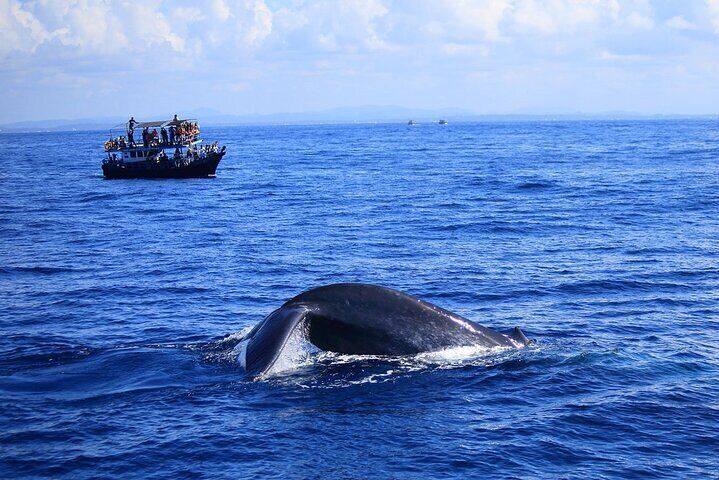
[1,121,718,478]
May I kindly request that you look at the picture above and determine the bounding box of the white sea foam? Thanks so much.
[415,344,510,365]
[234,339,248,368]
[223,326,254,365]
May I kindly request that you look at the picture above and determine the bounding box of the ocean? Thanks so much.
[1,120,718,478]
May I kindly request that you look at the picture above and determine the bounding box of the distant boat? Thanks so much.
[438,119,448,125]
[408,120,416,125]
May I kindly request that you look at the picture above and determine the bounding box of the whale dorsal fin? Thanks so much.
[509,326,531,346]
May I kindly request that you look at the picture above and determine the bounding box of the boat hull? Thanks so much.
[102,152,225,179]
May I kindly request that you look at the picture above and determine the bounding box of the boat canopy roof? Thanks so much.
[111,118,198,131]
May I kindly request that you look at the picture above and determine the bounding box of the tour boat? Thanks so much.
[101,117,226,179]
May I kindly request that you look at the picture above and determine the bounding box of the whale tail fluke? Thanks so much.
[510,326,531,346]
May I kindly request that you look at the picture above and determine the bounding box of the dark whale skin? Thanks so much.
[241,283,530,378]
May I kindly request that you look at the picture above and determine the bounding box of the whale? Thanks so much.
[236,283,531,378]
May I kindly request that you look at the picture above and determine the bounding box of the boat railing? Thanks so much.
[104,135,201,152]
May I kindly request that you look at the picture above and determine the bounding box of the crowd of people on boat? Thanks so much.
[104,136,127,151]
[105,141,224,168]
[104,116,201,151]
[137,142,223,167]
[168,142,222,164]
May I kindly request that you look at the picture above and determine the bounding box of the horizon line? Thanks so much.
[1,114,717,135]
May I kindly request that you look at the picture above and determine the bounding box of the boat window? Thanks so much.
[130,151,136,158]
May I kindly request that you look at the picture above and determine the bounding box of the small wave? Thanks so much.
[624,246,679,255]
[24,284,212,300]
[424,288,549,303]
[638,268,719,280]
[554,279,691,294]
[0,343,246,402]
[430,221,525,233]
[77,192,118,203]
[163,286,211,294]
[194,327,254,364]
[0,345,97,375]
[517,181,555,190]
[0,266,81,276]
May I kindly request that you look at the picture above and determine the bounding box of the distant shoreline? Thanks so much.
[1,114,716,135]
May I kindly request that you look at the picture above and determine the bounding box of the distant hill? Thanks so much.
[0,106,475,133]
[0,116,128,133]
[0,107,714,133]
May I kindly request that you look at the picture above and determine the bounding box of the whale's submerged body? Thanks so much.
[237,283,531,378]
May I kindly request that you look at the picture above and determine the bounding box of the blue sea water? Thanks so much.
[0,120,718,479]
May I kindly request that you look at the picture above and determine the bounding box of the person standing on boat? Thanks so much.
[142,127,149,148]
[160,126,168,146]
[127,116,136,146]
[168,125,175,145]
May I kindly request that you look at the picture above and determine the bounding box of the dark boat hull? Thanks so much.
[102,152,225,179]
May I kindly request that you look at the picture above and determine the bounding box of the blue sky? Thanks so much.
[2,0,719,122]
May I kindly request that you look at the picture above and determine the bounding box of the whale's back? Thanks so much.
[240,283,528,378]
[289,283,514,354]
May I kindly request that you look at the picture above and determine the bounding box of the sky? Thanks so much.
[2,0,719,123]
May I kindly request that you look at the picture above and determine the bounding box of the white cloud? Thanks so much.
[599,49,649,62]
[172,7,205,24]
[0,0,275,62]
[0,0,48,56]
[624,11,654,29]
[11,0,183,56]
[511,0,606,36]
[243,0,273,46]
[440,0,512,42]
[4,0,713,63]
[666,15,697,31]
[270,0,388,52]
[708,0,719,33]
[442,43,491,56]
[211,0,231,22]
